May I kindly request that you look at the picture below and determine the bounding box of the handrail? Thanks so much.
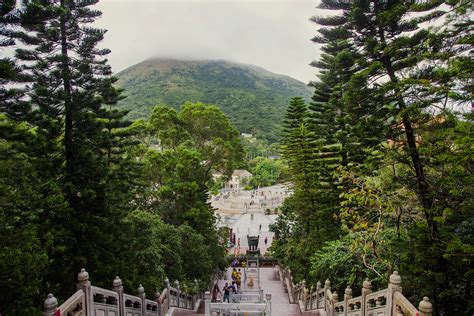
[42,268,200,316]
[277,265,433,316]
[58,290,85,315]
[393,291,419,316]
[204,291,272,316]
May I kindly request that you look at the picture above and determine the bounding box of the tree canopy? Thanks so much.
[271,1,473,314]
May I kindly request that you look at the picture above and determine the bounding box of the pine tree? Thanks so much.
[342,1,471,312]
[309,9,356,212]
[280,97,314,186]
[282,96,308,133]
[15,0,129,296]
[0,0,30,120]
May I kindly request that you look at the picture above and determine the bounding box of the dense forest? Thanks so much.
[0,1,243,314]
[271,0,473,315]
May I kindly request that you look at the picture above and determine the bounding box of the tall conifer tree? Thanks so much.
[15,0,129,293]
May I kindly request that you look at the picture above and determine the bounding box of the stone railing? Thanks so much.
[43,268,198,316]
[204,291,272,316]
[231,288,264,303]
[278,266,434,316]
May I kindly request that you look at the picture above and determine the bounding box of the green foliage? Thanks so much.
[116,59,313,143]
[271,1,473,314]
[248,157,288,188]
[0,116,50,314]
[150,102,245,177]
[241,136,279,161]
[118,210,169,294]
[310,237,373,294]
[0,4,230,315]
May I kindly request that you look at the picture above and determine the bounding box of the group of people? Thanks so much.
[212,267,243,303]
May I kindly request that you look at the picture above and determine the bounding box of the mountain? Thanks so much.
[115,58,313,143]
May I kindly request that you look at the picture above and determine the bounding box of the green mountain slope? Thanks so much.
[116,58,313,142]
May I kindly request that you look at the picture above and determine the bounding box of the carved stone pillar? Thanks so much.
[164,277,170,308]
[418,297,433,316]
[344,286,352,316]
[193,279,199,309]
[204,291,211,316]
[154,287,162,315]
[77,268,92,315]
[265,293,272,316]
[387,271,402,315]
[43,293,58,316]
[324,279,331,311]
[361,278,372,316]
[316,281,321,309]
[138,284,146,315]
[175,280,180,308]
[112,276,125,316]
[332,291,339,315]
[301,280,306,303]
[302,280,308,310]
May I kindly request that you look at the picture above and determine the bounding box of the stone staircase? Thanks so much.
[41,248,436,316]
[41,263,435,316]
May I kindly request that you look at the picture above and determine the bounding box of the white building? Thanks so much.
[226,169,252,190]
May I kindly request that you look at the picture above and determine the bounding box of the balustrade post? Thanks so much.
[324,279,331,311]
[316,281,321,309]
[164,277,170,308]
[204,291,211,316]
[387,271,402,315]
[418,297,433,316]
[304,281,310,310]
[113,276,125,316]
[332,292,339,316]
[154,288,162,316]
[77,268,93,316]
[344,286,352,316]
[193,279,199,310]
[175,280,180,308]
[301,280,306,307]
[43,293,58,316]
[288,269,294,298]
[298,281,302,300]
[309,285,314,310]
[266,293,272,316]
[138,284,146,315]
[361,278,372,316]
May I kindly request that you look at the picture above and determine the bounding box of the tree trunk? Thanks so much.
[60,0,74,185]
[378,24,452,315]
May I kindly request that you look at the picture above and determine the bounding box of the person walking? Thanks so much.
[223,283,230,303]
[236,269,242,290]
[212,283,221,302]
[264,236,268,246]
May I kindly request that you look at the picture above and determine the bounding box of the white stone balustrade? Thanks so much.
[204,291,272,316]
[277,266,433,316]
[43,268,197,316]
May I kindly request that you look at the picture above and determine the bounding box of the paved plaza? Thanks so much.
[211,184,291,255]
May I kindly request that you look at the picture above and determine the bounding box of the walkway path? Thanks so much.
[259,267,300,316]
[213,184,292,255]
[175,267,300,315]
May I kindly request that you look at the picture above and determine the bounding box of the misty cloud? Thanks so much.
[94,0,322,83]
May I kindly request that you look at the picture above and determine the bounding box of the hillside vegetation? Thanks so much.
[116,58,312,143]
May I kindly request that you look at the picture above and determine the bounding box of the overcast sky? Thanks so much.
[94,0,322,83]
